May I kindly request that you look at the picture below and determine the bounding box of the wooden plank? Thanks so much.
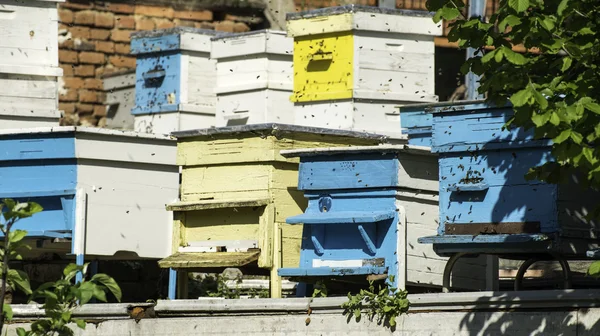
[158,251,260,268]
[167,199,269,212]
[180,164,271,197]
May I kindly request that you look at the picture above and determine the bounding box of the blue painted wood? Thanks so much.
[132,52,182,115]
[287,210,396,224]
[0,135,76,161]
[278,266,387,277]
[131,32,182,55]
[400,107,433,146]
[168,268,177,300]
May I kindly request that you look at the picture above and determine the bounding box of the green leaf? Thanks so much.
[502,47,528,65]
[578,27,594,35]
[540,17,556,31]
[557,0,568,15]
[561,57,572,72]
[508,0,530,12]
[440,7,460,21]
[91,273,122,302]
[583,148,596,164]
[494,48,504,62]
[588,261,600,277]
[510,87,533,107]
[570,132,583,144]
[499,15,521,31]
[481,49,497,64]
[554,129,571,143]
[353,308,361,318]
[550,112,561,126]
[8,269,32,295]
[74,318,86,329]
[16,328,27,336]
[389,315,397,327]
[8,230,27,244]
[3,303,13,320]
[585,103,600,114]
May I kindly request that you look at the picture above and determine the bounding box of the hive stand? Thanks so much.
[286,5,442,139]
[130,28,230,134]
[158,123,388,299]
[276,145,490,292]
[0,127,179,282]
[0,0,62,128]
[211,30,294,127]
[402,101,600,291]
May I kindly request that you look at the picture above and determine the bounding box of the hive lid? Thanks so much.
[171,123,388,141]
[397,100,498,115]
[0,126,174,141]
[131,27,231,55]
[158,251,260,269]
[166,199,270,212]
[286,5,435,21]
[279,144,434,158]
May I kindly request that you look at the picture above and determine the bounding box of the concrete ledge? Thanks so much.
[154,298,312,316]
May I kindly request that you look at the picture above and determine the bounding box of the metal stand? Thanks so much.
[514,256,572,291]
[442,252,472,293]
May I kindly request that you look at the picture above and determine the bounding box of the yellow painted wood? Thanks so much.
[286,13,354,37]
[172,129,383,297]
[159,251,260,268]
[291,32,354,102]
[172,212,185,254]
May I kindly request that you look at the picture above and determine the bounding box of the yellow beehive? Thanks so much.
[159,123,387,298]
[287,5,443,137]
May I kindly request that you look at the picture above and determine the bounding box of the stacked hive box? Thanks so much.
[158,123,387,299]
[286,5,442,139]
[0,0,62,128]
[130,27,229,134]
[211,30,294,126]
[102,70,136,130]
[0,127,179,281]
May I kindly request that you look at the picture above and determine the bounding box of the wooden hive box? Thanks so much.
[286,5,442,138]
[0,127,179,279]
[409,101,600,265]
[276,145,489,291]
[102,70,136,130]
[211,30,294,127]
[159,123,388,298]
[0,0,62,127]
[130,27,230,134]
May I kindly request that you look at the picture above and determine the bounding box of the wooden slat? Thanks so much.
[158,251,260,269]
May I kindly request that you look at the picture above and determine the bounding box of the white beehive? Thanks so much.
[0,0,63,128]
[102,70,135,130]
[211,30,294,126]
[286,5,442,138]
[131,27,229,134]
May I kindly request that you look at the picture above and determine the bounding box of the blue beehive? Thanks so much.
[277,145,489,290]
[405,101,600,289]
[0,127,179,280]
[130,28,229,134]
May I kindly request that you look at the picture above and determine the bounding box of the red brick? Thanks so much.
[84,78,104,90]
[224,14,264,24]
[59,88,78,102]
[79,51,105,64]
[94,105,107,117]
[115,15,135,29]
[59,9,74,24]
[76,103,94,113]
[106,3,135,14]
[63,77,84,89]
[60,64,75,77]
[73,38,95,51]
[173,19,195,28]
[95,12,115,28]
[90,28,111,40]
[75,65,96,77]
[59,38,74,49]
[135,5,173,19]
[214,21,236,33]
[95,66,121,77]
[74,10,96,26]
[59,103,76,114]
[110,29,132,42]
[60,1,93,10]
[195,21,215,30]
[114,43,130,55]
[109,55,135,68]
[154,18,175,29]
[95,40,114,53]
[97,117,107,127]
[79,114,98,127]
[70,26,91,39]
[59,50,78,64]
[79,89,104,103]
[173,10,213,21]
[233,22,250,33]
[135,16,155,30]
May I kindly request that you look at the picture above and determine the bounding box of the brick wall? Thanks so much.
[57,0,267,127]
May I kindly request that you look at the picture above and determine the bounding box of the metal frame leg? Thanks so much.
[514,256,572,291]
[443,252,471,293]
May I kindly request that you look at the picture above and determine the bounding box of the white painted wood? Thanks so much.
[0,0,60,68]
[183,51,217,109]
[103,71,135,130]
[396,205,407,290]
[211,30,292,59]
[215,89,293,127]
[134,112,215,135]
[179,240,259,253]
[75,132,179,259]
[0,115,60,129]
[73,188,87,258]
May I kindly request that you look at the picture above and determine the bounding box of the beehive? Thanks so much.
[0,0,62,127]
[102,69,136,130]
[131,27,228,134]
[286,5,442,137]
[277,145,489,291]
[412,101,600,259]
[158,123,388,298]
[211,30,294,126]
[0,127,179,265]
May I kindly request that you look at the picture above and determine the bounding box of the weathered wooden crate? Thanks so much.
[211,30,294,126]
[131,27,229,134]
[412,101,600,264]
[286,5,442,137]
[102,70,136,130]
[276,145,489,291]
[159,123,388,298]
[0,127,179,266]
